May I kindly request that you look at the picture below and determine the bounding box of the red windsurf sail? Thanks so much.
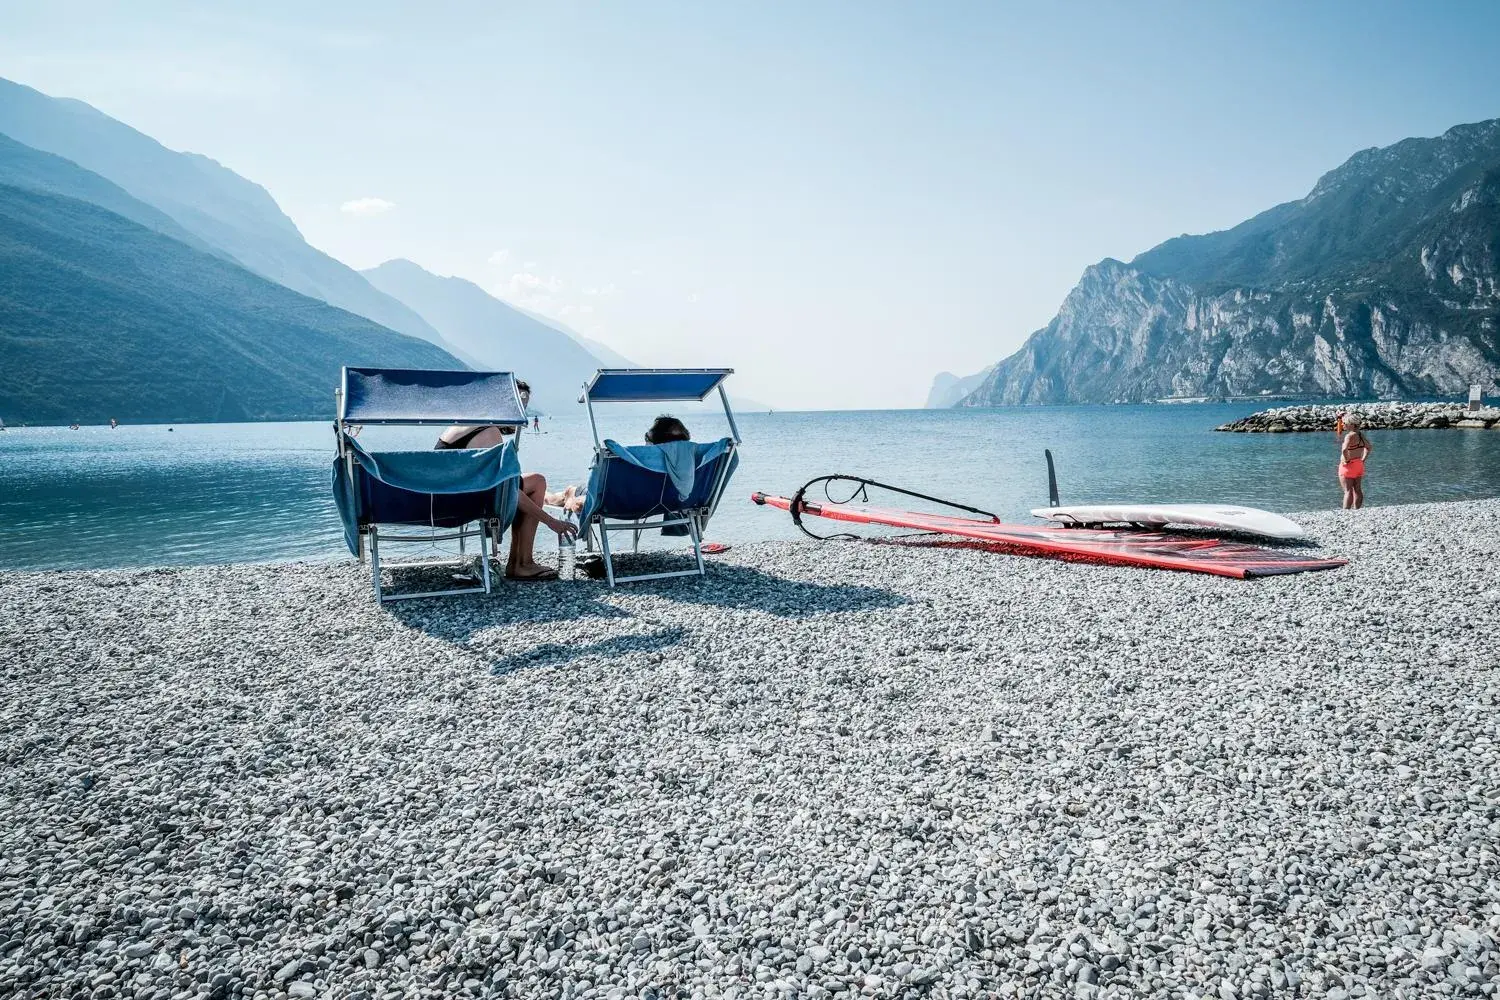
[751,490,1346,579]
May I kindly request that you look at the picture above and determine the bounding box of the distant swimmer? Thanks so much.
[69,421,80,430]
[110,417,118,429]
[533,415,541,432]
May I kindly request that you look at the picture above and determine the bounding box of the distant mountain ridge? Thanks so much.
[363,259,773,413]
[0,183,456,424]
[362,259,609,412]
[943,118,1500,407]
[925,366,994,408]
[0,77,465,359]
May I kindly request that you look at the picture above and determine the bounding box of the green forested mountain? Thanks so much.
[0,184,458,424]
[0,132,210,252]
[0,77,461,356]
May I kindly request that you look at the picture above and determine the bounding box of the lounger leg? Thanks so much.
[689,515,706,577]
[599,523,618,588]
[370,527,384,602]
[481,521,493,594]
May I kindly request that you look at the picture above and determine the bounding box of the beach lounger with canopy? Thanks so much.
[333,366,526,602]
[577,368,741,586]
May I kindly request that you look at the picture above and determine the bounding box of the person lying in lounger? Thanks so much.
[434,379,577,580]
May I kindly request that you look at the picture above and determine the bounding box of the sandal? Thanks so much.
[506,567,559,582]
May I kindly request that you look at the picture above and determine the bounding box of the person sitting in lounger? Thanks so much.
[540,415,693,517]
[644,414,690,445]
[435,379,576,580]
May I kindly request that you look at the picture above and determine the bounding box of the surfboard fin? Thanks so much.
[1044,449,1060,508]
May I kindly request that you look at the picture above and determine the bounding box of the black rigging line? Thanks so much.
[786,474,1001,541]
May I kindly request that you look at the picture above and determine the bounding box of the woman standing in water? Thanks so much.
[1338,414,1373,509]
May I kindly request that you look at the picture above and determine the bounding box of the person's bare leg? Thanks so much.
[508,473,548,576]
[504,505,533,570]
[1353,478,1364,509]
[1340,477,1351,509]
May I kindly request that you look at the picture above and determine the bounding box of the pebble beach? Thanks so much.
[2,500,1499,1000]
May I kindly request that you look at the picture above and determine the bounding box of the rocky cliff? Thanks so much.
[925,366,994,408]
[953,119,1500,406]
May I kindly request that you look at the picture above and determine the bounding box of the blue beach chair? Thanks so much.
[332,367,526,602]
[577,369,741,586]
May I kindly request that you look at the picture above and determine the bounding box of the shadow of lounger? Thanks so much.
[385,561,908,674]
[485,626,689,675]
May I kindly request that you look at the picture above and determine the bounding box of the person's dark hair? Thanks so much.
[645,415,690,444]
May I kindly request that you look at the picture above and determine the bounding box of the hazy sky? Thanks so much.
[3,1,1498,409]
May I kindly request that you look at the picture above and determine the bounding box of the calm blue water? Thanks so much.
[3,405,1499,571]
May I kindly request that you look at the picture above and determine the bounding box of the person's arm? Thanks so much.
[517,488,578,539]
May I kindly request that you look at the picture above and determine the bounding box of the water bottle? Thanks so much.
[558,514,576,578]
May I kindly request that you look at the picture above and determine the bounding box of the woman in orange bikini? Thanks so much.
[1338,414,1373,509]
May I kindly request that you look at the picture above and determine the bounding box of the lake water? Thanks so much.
[3,404,1499,571]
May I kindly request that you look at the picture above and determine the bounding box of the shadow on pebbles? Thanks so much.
[1,500,1498,999]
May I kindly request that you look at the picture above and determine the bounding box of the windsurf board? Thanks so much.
[1030,503,1306,540]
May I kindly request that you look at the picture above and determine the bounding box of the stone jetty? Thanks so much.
[1217,400,1500,432]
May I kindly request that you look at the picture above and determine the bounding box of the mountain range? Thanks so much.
[0,182,454,423]
[933,119,1500,407]
[0,78,462,358]
[0,77,661,424]
[363,260,773,414]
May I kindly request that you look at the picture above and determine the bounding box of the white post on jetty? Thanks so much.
[1470,384,1483,413]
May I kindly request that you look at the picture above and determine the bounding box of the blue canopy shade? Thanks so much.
[341,367,527,425]
[581,368,733,403]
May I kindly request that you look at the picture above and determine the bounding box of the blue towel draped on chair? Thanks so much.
[333,365,530,602]
[333,436,521,556]
[578,438,736,534]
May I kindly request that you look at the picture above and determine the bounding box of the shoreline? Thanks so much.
[1217,400,1500,432]
[3,499,1499,998]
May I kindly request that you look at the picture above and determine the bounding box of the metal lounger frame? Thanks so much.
[579,368,740,588]
[336,371,524,603]
[582,454,736,586]
[363,519,501,603]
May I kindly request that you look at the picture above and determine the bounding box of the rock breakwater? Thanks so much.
[1217,401,1500,432]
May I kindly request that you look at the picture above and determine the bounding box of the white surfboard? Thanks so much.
[1030,503,1307,540]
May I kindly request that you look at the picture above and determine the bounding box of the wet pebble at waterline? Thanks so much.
[1,500,1498,999]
